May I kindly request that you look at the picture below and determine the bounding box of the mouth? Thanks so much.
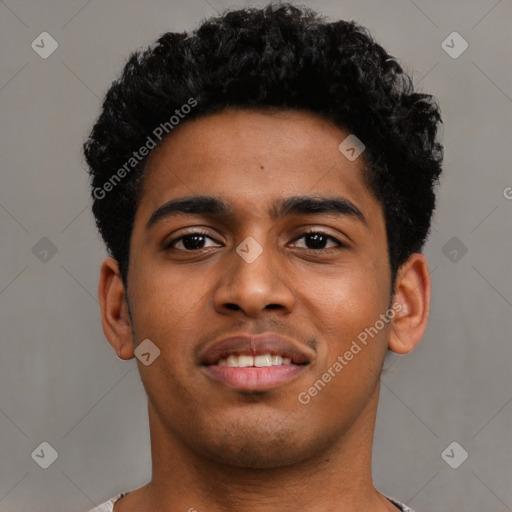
[215,353,294,367]
[199,333,314,392]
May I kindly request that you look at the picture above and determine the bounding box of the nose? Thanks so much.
[212,240,295,318]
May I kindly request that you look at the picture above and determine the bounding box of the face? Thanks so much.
[123,109,394,468]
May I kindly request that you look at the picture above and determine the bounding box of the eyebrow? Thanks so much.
[146,195,367,230]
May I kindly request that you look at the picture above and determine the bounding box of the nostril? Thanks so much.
[224,303,240,311]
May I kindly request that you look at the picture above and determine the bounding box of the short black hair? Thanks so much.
[83,3,443,287]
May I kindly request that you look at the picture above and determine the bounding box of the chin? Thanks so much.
[202,442,309,469]
[189,418,332,470]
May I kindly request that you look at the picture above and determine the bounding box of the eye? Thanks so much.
[167,232,221,251]
[290,231,344,250]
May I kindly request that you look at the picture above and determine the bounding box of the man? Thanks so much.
[84,4,443,511]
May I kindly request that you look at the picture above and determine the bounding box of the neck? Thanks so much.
[121,383,395,512]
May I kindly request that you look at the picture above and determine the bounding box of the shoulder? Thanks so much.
[387,496,416,512]
[88,493,129,512]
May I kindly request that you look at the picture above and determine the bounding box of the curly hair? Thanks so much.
[83,3,443,287]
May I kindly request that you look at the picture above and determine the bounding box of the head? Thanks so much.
[84,4,442,469]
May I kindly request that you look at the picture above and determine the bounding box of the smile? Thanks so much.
[215,353,293,367]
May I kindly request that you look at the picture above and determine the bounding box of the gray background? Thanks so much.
[0,1,511,511]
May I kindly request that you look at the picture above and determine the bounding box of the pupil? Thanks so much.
[183,235,205,250]
[306,233,326,249]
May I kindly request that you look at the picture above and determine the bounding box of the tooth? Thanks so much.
[271,355,283,365]
[237,355,254,367]
[226,355,238,367]
[217,353,293,367]
[254,354,273,367]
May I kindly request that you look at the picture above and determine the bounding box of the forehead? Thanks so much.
[137,108,381,222]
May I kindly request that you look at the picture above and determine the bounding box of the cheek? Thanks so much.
[127,255,210,369]
[295,259,390,386]
[299,258,387,329]
[297,282,390,422]
[128,250,202,333]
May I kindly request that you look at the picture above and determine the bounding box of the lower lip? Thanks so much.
[202,364,307,391]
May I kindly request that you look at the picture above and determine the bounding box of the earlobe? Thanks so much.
[98,258,135,360]
[388,253,431,355]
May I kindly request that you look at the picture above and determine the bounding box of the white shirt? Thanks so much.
[88,492,416,511]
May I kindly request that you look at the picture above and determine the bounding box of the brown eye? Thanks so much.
[291,232,343,250]
[168,233,221,251]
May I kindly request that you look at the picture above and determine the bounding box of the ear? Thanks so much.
[98,257,135,360]
[388,253,431,354]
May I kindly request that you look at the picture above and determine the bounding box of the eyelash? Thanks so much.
[166,230,345,252]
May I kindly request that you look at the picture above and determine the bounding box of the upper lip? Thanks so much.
[200,333,315,365]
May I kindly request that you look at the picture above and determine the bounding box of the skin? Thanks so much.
[98,109,430,512]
